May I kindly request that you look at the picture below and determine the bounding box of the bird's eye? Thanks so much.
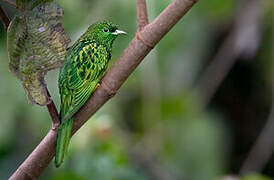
[103,28,109,32]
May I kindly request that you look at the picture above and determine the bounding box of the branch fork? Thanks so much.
[136,0,149,31]
[4,0,200,179]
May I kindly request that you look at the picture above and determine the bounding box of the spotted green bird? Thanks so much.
[55,21,126,167]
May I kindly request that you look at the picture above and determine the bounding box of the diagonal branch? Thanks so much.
[2,0,17,7]
[9,0,199,179]
[136,0,149,30]
[0,5,10,29]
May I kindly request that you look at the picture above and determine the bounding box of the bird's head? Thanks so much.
[84,21,126,48]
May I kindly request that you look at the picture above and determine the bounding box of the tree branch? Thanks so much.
[0,5,10,29]
[9,0,199,179]
[46,88,60,130]
[136,0,149,30]
[1,0,17,7]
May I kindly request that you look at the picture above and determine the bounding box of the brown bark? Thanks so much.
[9,0,199,179]
[46,88,60,130]
[136,0,149,30]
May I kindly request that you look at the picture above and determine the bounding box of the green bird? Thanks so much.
[55,21,126,167]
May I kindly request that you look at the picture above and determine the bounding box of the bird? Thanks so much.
[55,21,126,167]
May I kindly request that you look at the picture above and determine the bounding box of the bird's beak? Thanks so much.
[112,30,127,35]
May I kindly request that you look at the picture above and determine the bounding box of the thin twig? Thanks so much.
[9,0,199,179]
[136,0,149,30]
[2,0,17,7]
[137,1,167,177]
[0,5,10,29]
[46,88,60,130]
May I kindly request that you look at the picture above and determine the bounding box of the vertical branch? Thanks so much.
[136,0,149,30]
[46,88,60,130]
[0,5,10,29]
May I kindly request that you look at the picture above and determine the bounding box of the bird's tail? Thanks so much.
[55,118,73,167]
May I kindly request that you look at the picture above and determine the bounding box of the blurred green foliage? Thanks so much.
[16,0,54,10]
[0,0,273,179]
[241,173,273,180]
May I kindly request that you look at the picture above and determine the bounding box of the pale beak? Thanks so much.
[112,30,127,35]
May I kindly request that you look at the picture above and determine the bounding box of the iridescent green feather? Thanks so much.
[55,21,126,167]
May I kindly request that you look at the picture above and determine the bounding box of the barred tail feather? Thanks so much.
[55,118,73,167]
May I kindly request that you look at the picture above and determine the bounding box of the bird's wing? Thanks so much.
[59,40,109,122]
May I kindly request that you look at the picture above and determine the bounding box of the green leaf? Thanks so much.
[16,0,54,10]
[7,15,27,78]
[7,2,70,106]
[240,173,273,180]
